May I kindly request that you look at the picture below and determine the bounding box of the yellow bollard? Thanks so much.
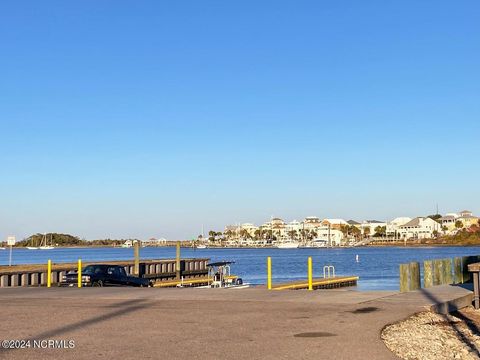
[267,257,272,290]
[308,257,313,291]
[47,259,52,288]
[77,259,82,288]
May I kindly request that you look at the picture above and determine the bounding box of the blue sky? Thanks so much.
[1,1,479,240]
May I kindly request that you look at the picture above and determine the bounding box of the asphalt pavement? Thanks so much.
[0,285,473,360]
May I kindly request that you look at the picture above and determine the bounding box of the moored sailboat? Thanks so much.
[39,233,55,250]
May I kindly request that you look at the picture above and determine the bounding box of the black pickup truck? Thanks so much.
[60,264,152,287]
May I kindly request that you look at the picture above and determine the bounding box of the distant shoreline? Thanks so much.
[8,243,480,249]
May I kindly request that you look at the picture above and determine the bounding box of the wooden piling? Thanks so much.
[409,262,421,291]
[399,263,409,292]
[424,260,433,288]
[462,256,480,283]
[433,259,443,285]
[442,258,453,285]
[134,241,140,276]
[176,241,181,280]
[453,257,463,284]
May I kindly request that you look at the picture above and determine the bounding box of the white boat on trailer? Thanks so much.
[196,261,250,289]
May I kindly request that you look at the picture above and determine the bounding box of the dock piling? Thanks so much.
[134,241,140,276]
[176,241,181,280]
[433,259,443,285]
[424,260,433,288]
[453,257,463,284]
[442,258,453,285]
[409,262,421,291]
[399,263,409,292]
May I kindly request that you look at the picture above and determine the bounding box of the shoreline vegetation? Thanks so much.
[2,230,480,249]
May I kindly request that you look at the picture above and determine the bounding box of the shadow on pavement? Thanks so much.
[0,298,149,355]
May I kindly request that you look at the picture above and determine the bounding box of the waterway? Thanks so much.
[1,246,480,291]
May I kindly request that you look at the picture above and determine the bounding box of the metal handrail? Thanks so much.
[323,265,335,278]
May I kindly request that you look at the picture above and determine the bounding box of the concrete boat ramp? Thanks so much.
[0,285,473,360]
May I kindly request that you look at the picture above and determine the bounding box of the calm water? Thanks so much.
[1,246,480,291]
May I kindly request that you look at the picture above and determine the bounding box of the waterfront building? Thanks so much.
[321,218,348,230]
[398,217,440,239]
[270,217,286,229]
[457,210,479,228]
[240,223,259,236]
[360,220,387,237]
[312,226,343,246]
[144,237,167,246]
[386,217,412,238]
[347,220,361,228]
[304,216,322,227]
[438,214,459,233]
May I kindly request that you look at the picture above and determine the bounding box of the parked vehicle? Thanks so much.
[60,264,151,287]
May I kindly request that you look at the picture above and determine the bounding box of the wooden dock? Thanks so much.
[272,276,359,290]
[0,258,209,288]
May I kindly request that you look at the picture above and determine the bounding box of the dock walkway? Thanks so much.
[272,276,358,290]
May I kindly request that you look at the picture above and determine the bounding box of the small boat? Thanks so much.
[309,239,328,248]
[39,246,55,250]
[276,240,300,249]
[196,244,207,249]
[197,261,250,289]
[26,247,39,250]
[0,247,5,250]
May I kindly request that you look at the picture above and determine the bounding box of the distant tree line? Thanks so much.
[12,233,131,247]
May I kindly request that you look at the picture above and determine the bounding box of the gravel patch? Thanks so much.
[382,309,480,360]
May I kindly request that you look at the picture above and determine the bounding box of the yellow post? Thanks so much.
[47,259,52,288]
[267,257,272,290]
[77,259,82,288]
[308,257,313,291]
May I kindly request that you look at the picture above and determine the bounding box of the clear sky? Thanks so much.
[1,1,479,241]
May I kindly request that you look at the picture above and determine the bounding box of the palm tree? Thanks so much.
[223,229,233,242]
[266,230,274,244]
[208,230,216,244]
[216,231,224,246]
[287,230,297,240]
[340,225,349,238]
[363,227,371,238]
[349,226,361,239]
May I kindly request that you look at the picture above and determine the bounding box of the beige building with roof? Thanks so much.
[457,210,479,229]
[398,217,440,239]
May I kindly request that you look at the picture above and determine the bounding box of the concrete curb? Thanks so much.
[430,292,473,314]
